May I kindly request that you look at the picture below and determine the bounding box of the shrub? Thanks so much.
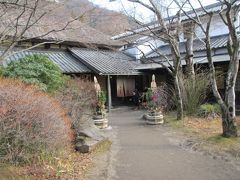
[0,78,72,164]
[96,91,107,116]
[197,103,221,118]
[182,71,211,115]
[146,85,169,112]
[2,55,65,92]
[56,78,97,132]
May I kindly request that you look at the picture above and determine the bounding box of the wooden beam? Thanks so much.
[107,75,112,112]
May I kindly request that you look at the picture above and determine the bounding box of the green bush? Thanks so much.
[197,103,221,118]
[98,91,107,105]
[96,91,107,116]
[2,55,65,92]
[146,88,153,102]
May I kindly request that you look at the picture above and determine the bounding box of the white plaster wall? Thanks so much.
[194,15,229,39]
[194,13,240,39]
[126,39,166,59]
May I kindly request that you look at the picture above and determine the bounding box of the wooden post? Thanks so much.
[107,75,112,112]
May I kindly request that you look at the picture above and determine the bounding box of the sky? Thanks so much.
[90,0,218,22]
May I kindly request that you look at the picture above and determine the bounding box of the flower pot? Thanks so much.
[93,114,105,120]
[94,118,108,129]
[145,111,164,125]
[148,111,162,117]
[93,115,108,129]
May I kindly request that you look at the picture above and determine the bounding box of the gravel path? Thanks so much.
[106,107,240,180]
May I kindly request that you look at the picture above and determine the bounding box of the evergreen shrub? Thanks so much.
[2,55,65,93]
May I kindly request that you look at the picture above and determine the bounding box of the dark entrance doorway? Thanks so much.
[110,75,148,106]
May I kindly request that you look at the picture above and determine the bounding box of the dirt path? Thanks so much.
[106,107,240,180]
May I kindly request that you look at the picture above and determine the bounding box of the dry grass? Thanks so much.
[182,117,222,135]
[237,116,240,128]
[166,113,240,157]
[0,140,112,179]
[83,139,112,180]
[90,139,112,156]
[0,151,93,179]
[0,141,113,180]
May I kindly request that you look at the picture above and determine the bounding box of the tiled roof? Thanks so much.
[147,34,230,58]
[1,49,91,74]
[113,2,239,41]
[135,34,237,71]
[69,48,140,75]
[135,54,231,70]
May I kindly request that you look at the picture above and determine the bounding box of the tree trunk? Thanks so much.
[222,91,238,138]
[222,105,238,137]
[185,25,195,79]
[222,38,239,137]
[171,42,184,120]
[174,73,184,120]
[222,87,238,137]
[206,36,238,137]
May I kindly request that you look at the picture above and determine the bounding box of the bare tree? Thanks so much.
[125,0,188,120]
[177,0,239,137]
[0,0,90,62]
[219,0,239,137]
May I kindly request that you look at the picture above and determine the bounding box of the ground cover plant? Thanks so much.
[197,103,221,118]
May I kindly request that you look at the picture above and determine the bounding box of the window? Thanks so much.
[44,44,51,49]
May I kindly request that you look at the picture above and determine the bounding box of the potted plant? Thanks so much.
[93,91,108,129]
[144,88,164,124]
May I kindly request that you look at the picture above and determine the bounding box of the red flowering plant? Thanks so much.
[146,85,169,113]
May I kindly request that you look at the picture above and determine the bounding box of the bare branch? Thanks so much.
[128,0,156,13]
[0,1,92,61]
